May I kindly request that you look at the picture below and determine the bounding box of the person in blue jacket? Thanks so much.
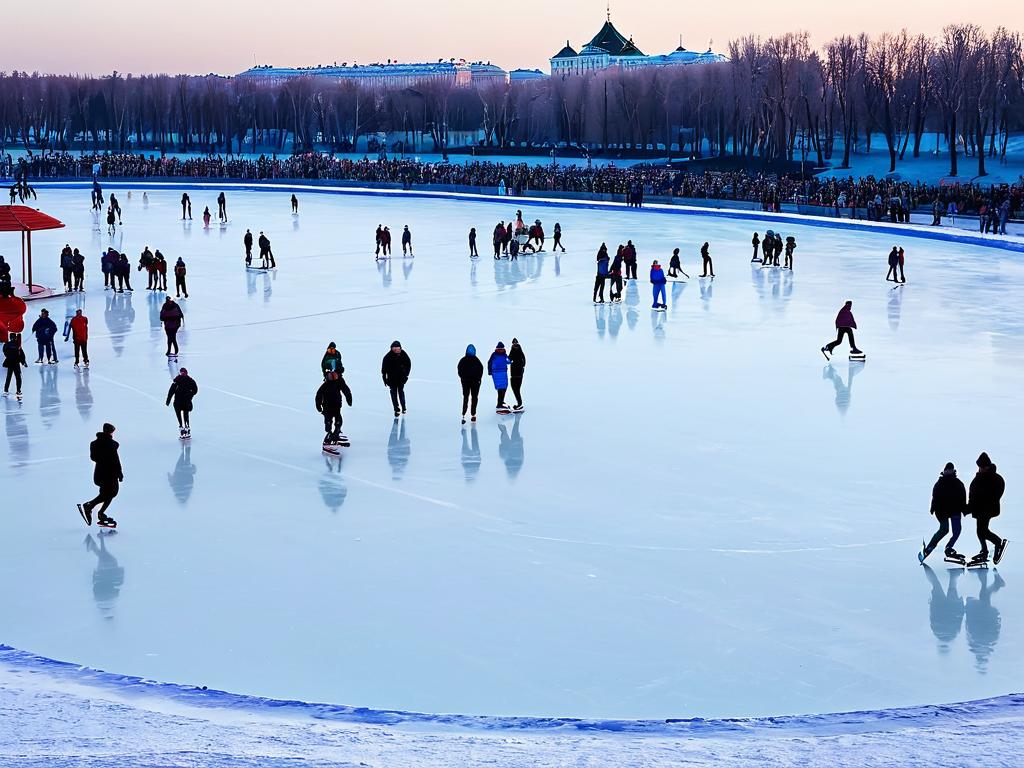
[593,243,610,303]
[650,260,667,309]
[487,341,511,411]
[31,308,59,364]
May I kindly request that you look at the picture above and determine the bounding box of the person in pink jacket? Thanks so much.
[821,300,863,359]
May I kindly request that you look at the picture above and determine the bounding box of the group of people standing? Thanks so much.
[751,230,796,269]
[374,225,414,258]
[487,212,564,259]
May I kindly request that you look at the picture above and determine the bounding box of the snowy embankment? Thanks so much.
[1,645,1022,768]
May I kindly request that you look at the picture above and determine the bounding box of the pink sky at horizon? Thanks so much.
[4,1,1021,76]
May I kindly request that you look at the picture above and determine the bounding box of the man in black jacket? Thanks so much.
[920,462,967,563]
[969,452,1007,564]
[509,338,526,411]
[381,340,411,418]
[79,423,123,528]
[457,344,483,424]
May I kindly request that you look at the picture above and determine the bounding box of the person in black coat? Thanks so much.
[243,229,254,265]
[381,340,411,417]
[457,344,484,423]
[2,333,27,397]
[751,232,761,262]
[79,423,123,527]
[166,367,199,437]
[921,462,968,561]
[315,371,353,444]
[508,338,526,410]
[886,246,900,282]
[31,309,59,364]
[968,452,1007,564]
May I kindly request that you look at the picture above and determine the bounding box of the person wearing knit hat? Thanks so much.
[381,340,411,418]
[321,342,343,377]
[508,338,526,412]
[968,452,1007,564]
[487,342,511,412]
[166,367,198,439]
[919,461,968,564]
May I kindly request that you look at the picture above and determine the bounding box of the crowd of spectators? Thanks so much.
[4,151,1021,221]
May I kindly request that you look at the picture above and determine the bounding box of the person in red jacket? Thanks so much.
[66,309,90,368]
[822,300,863,359]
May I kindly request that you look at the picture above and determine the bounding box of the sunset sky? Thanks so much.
[3,0,1020,76]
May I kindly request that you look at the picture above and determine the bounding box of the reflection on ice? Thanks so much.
[967,570,1005,672]
[38,366,60,429]
[74,368,93,421]
[822,362,864,417]
[167,443,197,505]
[318,454,348,513]
[497,413,524,480]
[387,418,411,480]
[85,532,124,620]
[460,425,481,483]
[923,565,1006,670]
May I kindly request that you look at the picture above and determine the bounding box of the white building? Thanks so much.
[237,60,507,88]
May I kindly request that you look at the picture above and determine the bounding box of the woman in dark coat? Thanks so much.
[457,344,484,423]
[166,367,198,438]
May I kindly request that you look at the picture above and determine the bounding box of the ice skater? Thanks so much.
[623,240,638,280]
[106,207,116,235]
[821,300,863,359]
[64,309,90,368]
[650,260,667,309]
[897,247,906,283]
[401,225,413,257]
[700,242,714,277]
[244,229,254,265]
[202,206,211,228]
[291,194,299,214]
[919,462,968,564]
[160,295,184,359]
[381,340,411,418]
[488,341,511,412]
[78,423,122,528]
[60,245,74,292]
[31,309,58,364]
[968,452,1007,566]
[115,252,133,292]
[380,226,392,258]
[509,338,526,411]
[72,248,85,292]
[316,371,353,447]
[784,236,796,270]
[110,193,122,224]
[492,222,504,259]
[468,227,478,258]
[552,222,565,252]
[608,247,623,302]
[321,341,344,376]
[174,257,188,298]
[2,332,27,399]
[667,248,688,279]
[751,232,761,262]
[154,250,168,291]
[258,232,275,268]
[181,192,192,220]
[593,244,610,303]
[886,246,900,282]
[457,344,483,423]
[217,192,227,222]
[166,367,198,439]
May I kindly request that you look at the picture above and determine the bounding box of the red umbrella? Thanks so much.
[0,205,66,298]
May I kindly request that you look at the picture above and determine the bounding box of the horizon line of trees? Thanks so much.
[1,24,1021,179]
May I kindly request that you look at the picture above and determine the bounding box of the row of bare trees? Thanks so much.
[1,24,1021,177]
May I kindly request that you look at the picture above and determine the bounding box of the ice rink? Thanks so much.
[1,186,1020,721]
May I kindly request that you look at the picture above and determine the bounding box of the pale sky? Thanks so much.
[3,1,1019,76]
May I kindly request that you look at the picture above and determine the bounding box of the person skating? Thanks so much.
[886,246,900,282]
[919,462,968,564]
[784,236,796,270]
[138,246,156,289]
[291,194,299,214]
[31,308,58,364]
[101,248,118,290]
[401,225,413,257]
[78,422,122,528]
[552,222,565,252]
[65,308,90,368]
[593,244,610,303]
[181,192,192,220]
[700,242,715,277]
[492,222,504,259]
[821,300,863,359]
[532,219,545,251]
[897,247,906,283]
[469,227,478,258]
[667,248,688,279]
[166,367,198,439]
[751,232,761,262]
[110,193,122,224]
[160,296,184,359]
[509,338,526,411]
[72,248,85,292]
[321,341,344,376]
[609,246,623,302]
[773,233,783,267]
[650,260,667,309]
[375,225,384,258]
[217,192,227,222]
[761,230,773,262]
[106,206,116,235]
[457,344,484,423]
[381,340,411,417]
[488,341,511,412]
[154,250,168,291]
[174,257,189,298]
[968,452,1007,565]
[316,371,353,446]
[258,232,276,268]
[60,245,74,292]
[244,229,254,265]
[115,253,134,292]
[1,332,27,399]
[623,240,638,280]
[201,206,211,228]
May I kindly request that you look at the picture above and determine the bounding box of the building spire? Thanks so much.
[606,2,610,22]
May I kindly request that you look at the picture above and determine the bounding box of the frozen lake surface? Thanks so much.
[1,186,1021,721]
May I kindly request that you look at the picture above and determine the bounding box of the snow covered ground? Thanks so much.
[1,186,1022,761]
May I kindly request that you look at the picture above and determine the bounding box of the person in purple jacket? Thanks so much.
[821,300,863,359]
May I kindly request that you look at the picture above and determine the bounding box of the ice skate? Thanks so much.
[820,346,831,361]
[994,539,1008,565]
[917,541,933,564]
[78,503,92,526]
[943,549,967,566]
[967,552,989,568]
[97,515,117,529]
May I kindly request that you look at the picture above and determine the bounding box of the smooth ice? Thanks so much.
[1,186,1021,721]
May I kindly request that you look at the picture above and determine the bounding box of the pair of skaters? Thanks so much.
[458,339,526,423]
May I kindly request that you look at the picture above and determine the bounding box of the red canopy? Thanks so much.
[1,205,65,298]
[0,206,64,233]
